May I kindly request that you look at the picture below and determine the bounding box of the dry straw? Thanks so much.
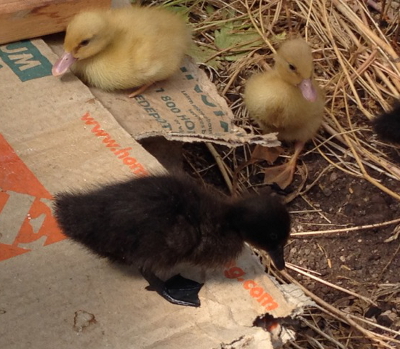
[147,0,399,347]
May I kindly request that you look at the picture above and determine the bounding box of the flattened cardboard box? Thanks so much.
[0,39,308,348]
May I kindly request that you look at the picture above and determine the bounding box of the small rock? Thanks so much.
[329,172,338,182]
[303,248,311,256]
[377,314,393,327]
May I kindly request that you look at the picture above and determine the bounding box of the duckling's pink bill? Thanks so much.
[52,52,77,77]
[299,78,317,102]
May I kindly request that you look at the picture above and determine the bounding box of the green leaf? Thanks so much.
[214,22,264,61]
[160,4,191,22]
[189,44,222,69]
[205,5,216,15]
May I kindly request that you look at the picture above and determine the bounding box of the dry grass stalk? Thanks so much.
[287,263,378,306]
[234,0,399,200]
[205,142,233,192]
[149,0,400,347]
[292,217,400,236]
[299,316,348,349]
[280,269,395,349]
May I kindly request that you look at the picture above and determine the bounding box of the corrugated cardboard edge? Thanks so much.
[49,42,280,148]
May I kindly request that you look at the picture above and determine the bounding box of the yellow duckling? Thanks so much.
[244,38,325,189]
[52,6,191,96]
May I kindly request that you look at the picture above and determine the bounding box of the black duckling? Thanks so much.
[372,100,400,144]
[54,174,291,307]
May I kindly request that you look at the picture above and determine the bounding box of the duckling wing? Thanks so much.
[54,175,209,271]
[164,214,201,254]
[135,212,203,272]
[54,187,144,262]
[245,72,294,130]
[87,7,191,90]
[245,72,324,141]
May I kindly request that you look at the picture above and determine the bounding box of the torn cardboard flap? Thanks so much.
[49,42,280,147]
[91,56,281,147]
[0,38,308,348]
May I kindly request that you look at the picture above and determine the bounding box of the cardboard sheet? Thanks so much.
[0,37,307,348]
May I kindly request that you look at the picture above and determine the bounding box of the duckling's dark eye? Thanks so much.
[288,63,296,71]
[79,39,90,47]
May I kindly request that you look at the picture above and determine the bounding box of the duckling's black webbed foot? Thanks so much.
[163,274,204,307]
[140,269,203,307]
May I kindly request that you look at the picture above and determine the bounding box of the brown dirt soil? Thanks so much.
[181,140,400,347]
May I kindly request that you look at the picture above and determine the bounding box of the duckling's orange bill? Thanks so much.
[52,52,77,77]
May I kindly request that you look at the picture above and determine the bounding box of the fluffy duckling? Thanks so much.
[372,100,400,144]
[244,38,325,189]
[54,174,291,307]
[52,6,191,96]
